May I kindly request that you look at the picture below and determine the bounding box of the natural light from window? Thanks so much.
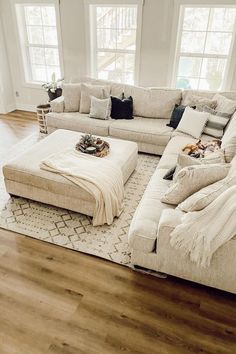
[90,5,138,85]
[174,7,236,91]
[15,4,62,84]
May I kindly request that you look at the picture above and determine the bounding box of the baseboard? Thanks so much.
[16,104,36,112]
[6,102,16,113]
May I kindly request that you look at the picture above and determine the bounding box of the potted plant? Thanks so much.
[42,72,64,101]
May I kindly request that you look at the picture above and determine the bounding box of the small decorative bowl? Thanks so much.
[85,146,96,154]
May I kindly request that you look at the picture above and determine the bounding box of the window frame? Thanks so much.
[84,0,143,85]
[12,0,64,88]
[170,2,236,91]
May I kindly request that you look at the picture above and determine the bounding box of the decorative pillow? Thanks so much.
[161,163,230,205]
[213,94,236,115]
[89,96,111,120]
[175,107,209,139]
[50,96,64,113]
[167,104,196,129]
[203,106,232,138]
[179,175,236,212]
[111,94,133,119]
[183,94,217,111]
[80,83,110,114]
[63,83,81,112]
[174,151,226,179]
[163,166,176,180]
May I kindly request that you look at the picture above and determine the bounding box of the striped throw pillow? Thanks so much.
[203,106,232,138]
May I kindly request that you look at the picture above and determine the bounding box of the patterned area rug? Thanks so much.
[0,134,160,266]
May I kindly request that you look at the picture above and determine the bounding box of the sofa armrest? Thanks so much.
[156,209,183,252]
[50,96,64,113]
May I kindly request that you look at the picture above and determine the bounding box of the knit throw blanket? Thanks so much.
[170,185,236,267]
[40,149,124,226]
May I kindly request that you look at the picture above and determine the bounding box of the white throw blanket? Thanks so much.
[40,149,124,226]
[170,185,236,267]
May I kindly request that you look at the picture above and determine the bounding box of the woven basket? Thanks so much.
[36,104,51,133]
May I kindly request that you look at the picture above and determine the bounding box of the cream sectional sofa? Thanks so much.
[47,81,236,293]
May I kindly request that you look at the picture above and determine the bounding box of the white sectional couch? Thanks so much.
[47,81,236,293]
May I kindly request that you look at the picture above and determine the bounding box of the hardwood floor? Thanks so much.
[0,111,236,354]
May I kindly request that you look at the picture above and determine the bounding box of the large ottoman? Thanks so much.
[3,129,138,217]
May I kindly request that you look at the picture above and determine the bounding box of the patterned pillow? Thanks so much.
[179,175,236,212]
[203,106,232,138]
[183,94,217,111]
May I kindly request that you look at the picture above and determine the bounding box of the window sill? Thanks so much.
[23,82,44,90]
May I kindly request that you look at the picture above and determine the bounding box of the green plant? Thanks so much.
[80,134,96,146]
[42,72,63,93]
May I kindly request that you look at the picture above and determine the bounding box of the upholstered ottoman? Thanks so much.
[3,129,138,216]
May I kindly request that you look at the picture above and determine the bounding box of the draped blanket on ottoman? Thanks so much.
[40,149,124,226]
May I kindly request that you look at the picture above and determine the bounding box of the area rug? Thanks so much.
[0,133,160,267]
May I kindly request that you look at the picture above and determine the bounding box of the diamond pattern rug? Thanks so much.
[0,134,160,266]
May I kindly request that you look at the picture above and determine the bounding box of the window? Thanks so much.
[89,4,141,85]
[174,7,236,91]
[15,2,62,84]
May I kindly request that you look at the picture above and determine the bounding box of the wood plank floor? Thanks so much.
[0,111,236,354]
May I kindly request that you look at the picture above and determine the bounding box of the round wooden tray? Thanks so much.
[75,141,110,158]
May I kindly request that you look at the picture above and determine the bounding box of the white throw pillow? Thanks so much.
[175,107,209,139]
[213,94,236,115]
[174,151,225,179]
[80,83,110,114]
[161,163,230,205]
[89,96,111,120]
[179,175,236,212]
[63,83,81,112]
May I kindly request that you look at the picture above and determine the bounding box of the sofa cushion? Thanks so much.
[46,112,112,136]
[213,93,236,115]
[80,83,111,114]
[128,168,174,252]
[182,90,236,106]
[109,117,173,146]
[63,83,81,112]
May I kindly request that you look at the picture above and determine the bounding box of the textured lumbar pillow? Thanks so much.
[179,175,236,212]
[111,93,133,119]
[167,104,196,129]
[161,163,230,205]
[213,94,236,115]
[175,106,209,139]
[89,96,111,120]
[174,151,226,179]
[63,83,81,112]
[203,105,232,138]
[80,83,110,114]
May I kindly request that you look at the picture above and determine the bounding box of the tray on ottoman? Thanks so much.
[3,129,138,217]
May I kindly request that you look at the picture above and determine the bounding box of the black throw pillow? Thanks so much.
[163,166,176,181]
[111,93,133,119]
[167,104,196,129]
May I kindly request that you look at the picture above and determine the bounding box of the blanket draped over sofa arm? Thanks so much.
[40,149,124,226]
[170,185,236,268]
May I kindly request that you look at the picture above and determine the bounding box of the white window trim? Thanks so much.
[168,0,236,91]
[84,0,143,85]
[11,0,64,89]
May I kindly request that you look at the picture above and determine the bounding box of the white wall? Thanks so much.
[0,14,15,113]
[1,0,236,111]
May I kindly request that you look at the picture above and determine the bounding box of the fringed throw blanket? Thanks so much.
[170,186,236,267]
[40,150,124,226]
